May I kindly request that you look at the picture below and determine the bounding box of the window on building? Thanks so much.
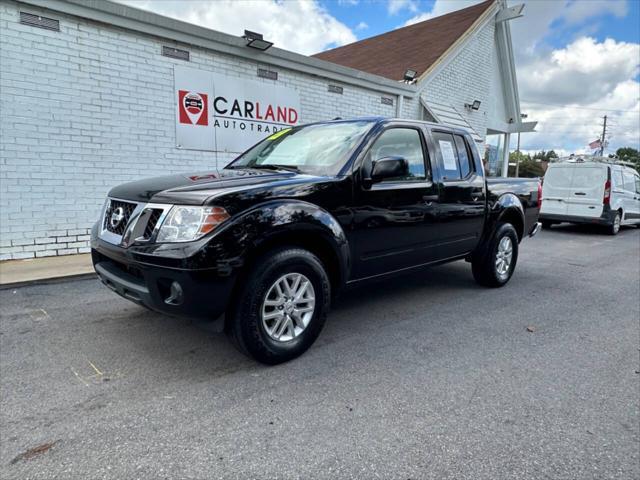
[366,128,427,182]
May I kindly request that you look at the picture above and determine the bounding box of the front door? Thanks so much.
[351,126,439,279]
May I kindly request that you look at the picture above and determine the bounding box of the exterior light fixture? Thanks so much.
[243,30,273,51]
[465,100,481,111]
[403,69,417,83]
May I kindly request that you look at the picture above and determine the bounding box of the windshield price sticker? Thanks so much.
[267,128,292,141]
[439,140,458,170]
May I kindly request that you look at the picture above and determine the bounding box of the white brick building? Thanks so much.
[0,0,533,260]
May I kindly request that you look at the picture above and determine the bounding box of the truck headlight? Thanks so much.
[156,206,230,243]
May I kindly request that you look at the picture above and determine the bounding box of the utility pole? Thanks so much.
[600,115,607,157]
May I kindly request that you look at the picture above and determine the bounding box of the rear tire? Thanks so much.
[607,211,621,235]
[472,222,519,288]
[227,247,330,364]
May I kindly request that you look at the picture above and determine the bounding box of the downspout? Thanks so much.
[396,94,404,118]
[502,133,511,178]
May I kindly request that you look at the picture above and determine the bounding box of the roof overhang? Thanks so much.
[17,0,418,98]
[420,97,482,141]
[487,119,537,134]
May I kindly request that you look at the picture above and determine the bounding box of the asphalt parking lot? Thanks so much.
[1,225,639,480]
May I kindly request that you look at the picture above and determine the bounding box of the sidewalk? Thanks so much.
[0,254,94,287]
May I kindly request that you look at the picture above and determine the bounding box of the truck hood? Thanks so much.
[108,168,321,204]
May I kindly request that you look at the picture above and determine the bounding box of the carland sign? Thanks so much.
[174,65,300,152]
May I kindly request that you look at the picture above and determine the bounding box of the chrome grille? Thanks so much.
[99,199,171,246]
[103,199,137,235]
[143,209,164,239]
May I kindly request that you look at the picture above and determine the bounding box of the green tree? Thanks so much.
[615,147,639,170]
[616,147,640,172]
[616,147,639,159]
[532,150,558,162]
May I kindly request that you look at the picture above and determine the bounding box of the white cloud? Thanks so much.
[388,0,418,16]
[512,7,640,154]
[519,37,639,105]
[403,1,638,153]
[355,21,369,31]
[118,0,356,55]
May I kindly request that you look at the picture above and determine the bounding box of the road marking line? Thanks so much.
[88,361,103,376]
[70,367,89,387]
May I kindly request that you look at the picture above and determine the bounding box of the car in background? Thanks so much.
[540,158,640,234]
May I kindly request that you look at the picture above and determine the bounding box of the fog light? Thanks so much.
[164,281,184,305]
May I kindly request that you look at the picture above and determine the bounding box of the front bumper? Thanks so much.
[91,241,235,321]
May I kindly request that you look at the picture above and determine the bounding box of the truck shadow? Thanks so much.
[104,261,476,377]
[543,223,638,236]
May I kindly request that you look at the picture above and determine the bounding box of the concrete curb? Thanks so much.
[0,272,97,290]
[0,253,95,288]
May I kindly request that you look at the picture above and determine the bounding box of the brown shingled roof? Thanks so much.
[313,0,495,81]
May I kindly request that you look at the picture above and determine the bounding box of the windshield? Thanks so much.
[227,121,374,175]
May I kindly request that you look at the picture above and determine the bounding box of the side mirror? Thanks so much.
[370,156,409,183]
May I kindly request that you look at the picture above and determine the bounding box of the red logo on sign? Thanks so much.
[178,90,208,125]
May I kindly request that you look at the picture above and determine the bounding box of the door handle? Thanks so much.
[574,192,586,196]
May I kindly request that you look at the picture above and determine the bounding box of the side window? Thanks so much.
[454,134,474,178]
[623,172,636,192]
[613,170,624,189]
[367,128,427,182]
[432,131,461,180]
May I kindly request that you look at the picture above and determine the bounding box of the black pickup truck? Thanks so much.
[92,118,541,364]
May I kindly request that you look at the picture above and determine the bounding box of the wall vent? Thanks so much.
[328,84,344,94]
[381,97,394,106]
[162,46,190,61]
[19,12,60,31]
[257,68,278,81]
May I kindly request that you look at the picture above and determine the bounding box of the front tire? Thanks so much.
[472,222,519,288]
[227,247,330,364]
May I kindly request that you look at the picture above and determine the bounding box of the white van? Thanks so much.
[540,159,640,235]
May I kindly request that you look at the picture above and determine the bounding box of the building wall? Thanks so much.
[413,19,496,139]
[0,1,397,260]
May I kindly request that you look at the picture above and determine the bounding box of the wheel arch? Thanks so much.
[489,193,525,241]
[214,200,350,328]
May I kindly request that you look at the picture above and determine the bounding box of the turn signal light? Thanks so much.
[199,207,230,236]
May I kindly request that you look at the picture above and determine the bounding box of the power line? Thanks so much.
[521,100,640,113]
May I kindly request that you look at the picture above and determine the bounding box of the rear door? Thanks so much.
[541,164,573,216]
[565,165,606,218]
[428,129,486,256]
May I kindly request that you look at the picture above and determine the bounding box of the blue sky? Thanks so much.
[122,0,639,155]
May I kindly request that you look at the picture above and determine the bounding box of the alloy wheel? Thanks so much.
[261,273,316,342]
[495,236,513,280]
